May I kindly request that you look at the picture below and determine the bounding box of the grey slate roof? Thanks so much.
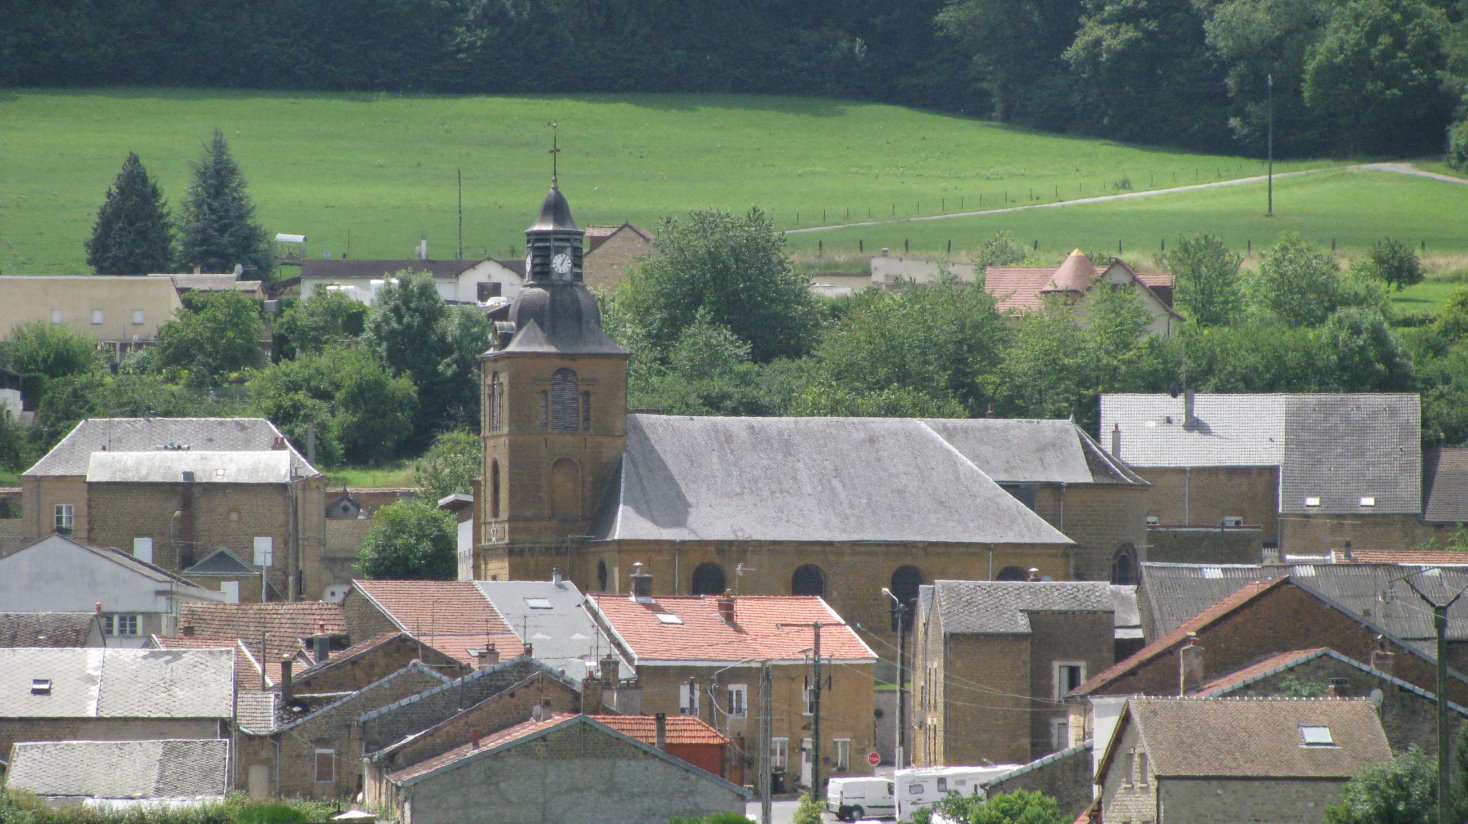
[590,415,1074,545]
[474,579,629,678]
[299,259,481,280]
[1101,393,1421,514]
[6,534,225,595]
[7,739,229,802]
[930,580,1114,634]
[1138,562,1468,644]
[235,690,278,734]
[184,548,257,576]
[88,450,294,484]
[0,613,99,647]
[0,647,234,719]
[1423,448,1468,522]
[25,418,318,478]
[920,418,1146,485]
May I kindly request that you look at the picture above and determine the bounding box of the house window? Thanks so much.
[50,310,62,325]
[803,686,816,716]
[834,739,851,772]
[1121,750,1134,787]
[132,537,153,564]
[91,310,104,325]
[791,564,825,596]
[691,562,726,595]
[1137,751,1149,785]
[550,369,580,432]
[30,679,52,695]
[131,309,145,326]
[771,738,789,770]
[679,682,700,716]
[53,504,74,534]
[102,614,139,636]
[1300,725,1335,746]
[728,684,748,718]
[1054,662,1086,699]
[314,748,335,783]
[490,460,501,519]
[1051,718,1070,752]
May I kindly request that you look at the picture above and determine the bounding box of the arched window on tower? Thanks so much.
[489,372,503,432]
[550,458,581,519]
[550,369,580,432]
[691,562,726,595]
[597,560,609,593]
[1112,544,1137,585]
[889,565,924,631]
[490,460,501,519]
[791,564,825,597]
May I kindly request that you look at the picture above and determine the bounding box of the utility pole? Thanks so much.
[1266,73,1274,218]
[883,588,906,769]
[781,620,841,798]
[1396,574,1468,824]
[760,662,773,824]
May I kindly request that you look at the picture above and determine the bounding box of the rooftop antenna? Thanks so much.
[548,121,560,186]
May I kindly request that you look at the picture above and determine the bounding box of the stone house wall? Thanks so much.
[1157,777,1350,824]
[1031,483,1149,582]
[1145,526,1264,568]
[1135,467,1280,543]
[21,476,87,543]
[292,637,468,695]
[984,743,1094,821]
[1283,512,1457,557]
[339,587,401,644]
[1027,612,1115,757]
[1098,721,1156,824]
[583,229,652,292]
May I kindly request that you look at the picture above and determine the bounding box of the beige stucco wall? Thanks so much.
[0,276,182,346]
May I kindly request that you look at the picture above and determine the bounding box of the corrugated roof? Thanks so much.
[0,613,97,647]
[1422,447,1468,522]
[930,581,1115,635]
[591,415,1074,545]
[919,419,1146,485]
[87,450,293,484]
[590,594,875,663]
[7,739,229,802]
[352,580,512,636]
[1119,697,1391,778]
[590,714,728,745]
[25,418,317,478]
[0,647,234,719]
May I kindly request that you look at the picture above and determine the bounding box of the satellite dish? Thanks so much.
[232,263,244,277]
[1167,382,1183,399]
[1369,687,1384,708]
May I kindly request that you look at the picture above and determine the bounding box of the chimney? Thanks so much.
[1111,422,1122,458]
[522,642,533,658]
[471,729,481,749]
[600,653,619,686]
[94,602,102,615]
[1183,389,1197,430]
[1326,682,1338,698]
[181,624,195,638]
[272,436,286,450]
[552,566,563,586]
[880,248,889,257]
[717,590,736,625]
[1178,634,1205,695]
[280,656,294,704]
[475,643,500,670]
[630,562,654,603]
[581,673,604,714]
[655,712,667,750]
[1026,568,1041,582]
[1369,636,1395,676]
[312,633,330,664]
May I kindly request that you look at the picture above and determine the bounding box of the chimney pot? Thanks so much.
[552,566,563,586]
[630,562,654,603]
[655,712,667,750]
[1111,422,1122,457]
[1370,636,1395,676]
[522,642,533,658]
[717,591,736,625]
[1026,568,1041,582]
[1183,389,1197,429]
[600,653,619,686]
[476,643,500,670]
[94,602,102,615]
[471,729,481,749]
[280,656,294,703]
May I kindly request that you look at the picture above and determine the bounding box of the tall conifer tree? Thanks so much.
[178,129,274,279]
[85,152,174,275]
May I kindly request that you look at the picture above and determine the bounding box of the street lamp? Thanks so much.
[882,587,906,771]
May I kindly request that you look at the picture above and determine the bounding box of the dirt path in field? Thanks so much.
[785,162,1460,235]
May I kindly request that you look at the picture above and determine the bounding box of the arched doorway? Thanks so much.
[791,564,825,597]
[995,566,1028,581]
[1111,545,1137,585]
[889,565,924,631]
[691,562,726,595]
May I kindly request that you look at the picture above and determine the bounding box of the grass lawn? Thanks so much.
[789,167,1468,266]
[0,470,20,486]
[320,464,417,489]
[1,88,1329,273]
[1391,277,1468,319]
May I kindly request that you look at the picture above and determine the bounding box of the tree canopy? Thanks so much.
[85,152,174,276]
[357,500,457,580]
[155,291,264,387]
[178,129,274,279]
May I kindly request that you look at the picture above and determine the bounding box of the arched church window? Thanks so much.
[489,372,503,432]
[550,458,581,519]
[597,560,609,593]
[889,565,924,631]
[490,460,501,519]
[791,564,825,597]
[692,562,726,595]
[1112,544,1137,585]
[551,369,580,432]
[995,566,1028,581]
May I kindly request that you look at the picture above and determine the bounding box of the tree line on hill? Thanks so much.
[6,0,1468,159]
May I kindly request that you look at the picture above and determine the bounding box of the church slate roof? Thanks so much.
[929,580,1115,635]
[589,415,1075,545]
[920,418,1146,485]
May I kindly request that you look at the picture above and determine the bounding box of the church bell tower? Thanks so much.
[475,180,629,581]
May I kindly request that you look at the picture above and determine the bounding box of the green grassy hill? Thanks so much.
[2,88,1334,273]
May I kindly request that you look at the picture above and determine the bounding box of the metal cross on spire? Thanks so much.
[547,121,561,186]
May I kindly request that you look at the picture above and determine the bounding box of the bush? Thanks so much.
[1450,118,1468,171]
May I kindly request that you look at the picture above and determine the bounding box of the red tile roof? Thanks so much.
[590,595,876,663]
[1073,578,1287,696]
[178,601,344,662]
[1191,648,1328,696]
[352,580,512,636]
[983,268,1056,312]
[590,714,729,746]
[414,632,526,669]
[389,714,571,782]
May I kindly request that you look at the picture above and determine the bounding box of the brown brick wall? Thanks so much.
[985,743,1095,820]
[1027,612,1114,759]
[583,230,653,292]
[915,633,1030,766]
[1032,484,1149,582]
[1137,466,1280,542]
[22,476,87,543]
[1283,513,1457,556]
[340,588,402,645]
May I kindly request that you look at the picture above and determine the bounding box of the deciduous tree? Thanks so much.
[155,291,264,387]
[357,500,456,580]
[1166,234,1243,327]
[412,430,481,501]
[85,152,174,275]
[178,129,275,279]
[1325,746,1435,824]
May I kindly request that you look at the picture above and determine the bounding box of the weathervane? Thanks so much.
[547,121,560,185]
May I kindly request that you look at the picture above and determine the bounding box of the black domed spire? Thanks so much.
[528,182,580,233]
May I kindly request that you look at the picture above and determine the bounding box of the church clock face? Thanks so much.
[551,252,574,277]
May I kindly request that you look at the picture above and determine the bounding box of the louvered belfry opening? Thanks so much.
[550,369,580,432]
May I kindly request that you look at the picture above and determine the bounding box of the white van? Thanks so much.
[826,777,896,821]
[894,765,1021,821]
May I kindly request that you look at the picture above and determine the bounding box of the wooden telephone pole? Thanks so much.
[779,619,844,798]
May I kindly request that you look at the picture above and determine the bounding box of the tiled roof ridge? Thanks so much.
[277,660,451,731]
[369,670,562,759]
[356,656,578,723]
[292,631,407,680]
